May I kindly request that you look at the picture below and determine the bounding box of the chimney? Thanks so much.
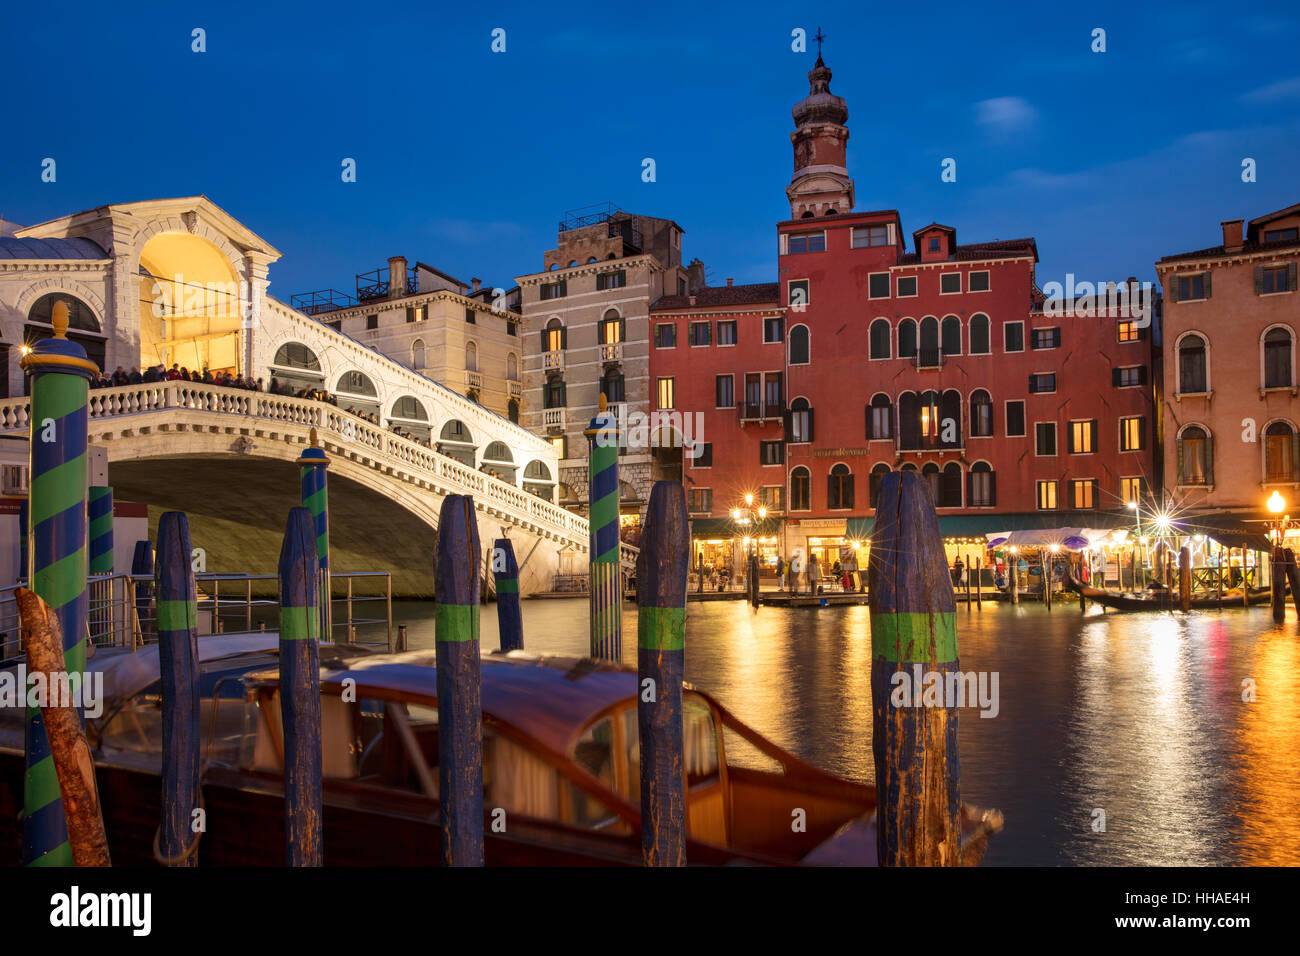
[471,277,482,293]
[388,256,407,298]
[1221,219,1245,253]
[726,277,733,287]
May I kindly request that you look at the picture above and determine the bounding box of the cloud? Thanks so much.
[1241,77,1300,103]
[974,96,1036,132]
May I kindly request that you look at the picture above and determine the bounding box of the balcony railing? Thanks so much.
[896,435,964,454]
[739,401,785,422]
[466,370,484,390]
[543,351,565,372]
[543,408,565,430]
[600,343,623,363]
[507,381,522,400]
[915,348,944,370]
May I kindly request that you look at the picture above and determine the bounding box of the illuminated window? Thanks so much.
[1037,480,1058,510]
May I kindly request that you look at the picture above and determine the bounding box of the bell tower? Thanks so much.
[787,29,854,219]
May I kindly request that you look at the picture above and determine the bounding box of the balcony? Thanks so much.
[543,408,565,431]
[543,351,565,372]
[465,370,484,390]
[600,343,623,363]
[896,436,964,455]
[738,401,784,424]
[507,381,522,400]
[915,348,945,370]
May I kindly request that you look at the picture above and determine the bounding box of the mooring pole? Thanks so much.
[748,551,759,608]
[435,494,484,866]
[1041,551,1051,610]
[88,486,113,643]
[1008,555,1018,605]
[16,497,28,584]
[1178,545,1192,612]
[296,430,332,643]
[20,301,96,867]
[156,511,199,867]
[1285,547,1300,619]
[1243,548,1251,608]
[493,537,524,651]
[1272,545,1286,623]
[868,471,962,866]
[584,394,621,660]
[279,507,323,866]
[131,540,154,641]
[636,482,688,866]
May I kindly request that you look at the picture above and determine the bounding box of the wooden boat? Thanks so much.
[1065,572,1270,612]
[0,637,1003,866]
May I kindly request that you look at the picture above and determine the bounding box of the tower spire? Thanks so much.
[786,45,853,218]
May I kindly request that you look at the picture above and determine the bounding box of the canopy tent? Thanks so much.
[985,527,1130,551]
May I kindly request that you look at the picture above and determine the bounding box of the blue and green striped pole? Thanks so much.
[584,394,621,660]
[130,540,154,642]
[435,494,484,866]
[88,486,113,643]
[279,507,323,866]
[17,497,29,584]
[20,301,97,867]
[493,537,523,651]
[636,481,688,866]
[156,511,199,867]
[296,429,331,643]
[867,470,962,866]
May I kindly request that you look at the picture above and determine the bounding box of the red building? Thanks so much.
[651,52,1159,574]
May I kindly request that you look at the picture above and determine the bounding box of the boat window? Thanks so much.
[621,694,721,798]
[247,689,363,780]
[96,682,254,768]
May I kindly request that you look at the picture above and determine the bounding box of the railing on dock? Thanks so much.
[0,570,395,664]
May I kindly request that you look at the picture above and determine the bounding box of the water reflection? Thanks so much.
[382,598,1300,865]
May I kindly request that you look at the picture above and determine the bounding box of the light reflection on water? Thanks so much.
[384,598,1300,866]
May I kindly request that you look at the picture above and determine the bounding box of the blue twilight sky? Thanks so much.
[3,0,1299,301]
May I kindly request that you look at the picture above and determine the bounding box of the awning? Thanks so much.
[985,527,1129,551]
[689,516,782,537]
[1167,512,1274,552]
[845,518,873,540]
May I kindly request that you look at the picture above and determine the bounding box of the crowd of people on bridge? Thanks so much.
[92,364,265,390]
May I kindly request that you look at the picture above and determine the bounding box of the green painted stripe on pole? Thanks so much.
[495,579,518,594]
[302,486,326,514]
[638,606,685,651]
[31,549,85,611]
[32,375,87,423]
[436,603,479,643]
[27,842,74,868]
[23,753,60,813]
[29,454,87,525]
[157,599,197,632]
[870,612,958,662]
[280,605,319,641]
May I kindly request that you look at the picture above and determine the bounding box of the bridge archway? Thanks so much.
[138,233,243,376]
[25,292,106,384]
[439,419,475,465]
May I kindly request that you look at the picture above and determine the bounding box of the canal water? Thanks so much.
[380,598,1300,866]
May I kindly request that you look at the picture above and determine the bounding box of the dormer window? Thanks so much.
[929,238,941,252]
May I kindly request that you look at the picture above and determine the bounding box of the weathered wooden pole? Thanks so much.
[636,481,688,866]
[16,497,28,583]
[1179,544,1192,612]
[1008,554,1018,604]
[748,551,759,608]
[868,471,962,866]
[584,395,621,660]
[963,555,971,609]
[20,301,96,867]
[1041,551,1051,610]
[156,511,199,867]
[974,557,982,611]
[1285,548,1300,619]
[435,494,484,866]
[297,430,332,643]
[493,537,524,651]
[88,486,113,643]
[1243,548,1251,608]
[278,507,323,866]
[130,540,154,641]
[1271,545,1286,623]
[1216,545,1224,608]
[15,588,110,866]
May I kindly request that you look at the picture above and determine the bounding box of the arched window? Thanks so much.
[1263,327,1294,389]
[898,319,917,359]
[1265,421,1297,483]
[790,466,811,510]
[828,464,854,510]
[27,293,100,332]
[588,257,598,264]
[1178,333,1207,393]
[939,390,961,447]
[868,393,893,440]
[337,370,377,397]
[869,463,890,509]
[920,390,940,444]
[898,391,921,449]
[411,339,425,370]
[922,462,941,504]
[969,389,993,437]
[968,461,995,507]
[869,318,891,359]
[273,342,321,371]
[441,420,473,443]
[507,353,519,381]
[941,462,963,507]
[544,318,565,352]
[789,325,810,365]
[789,397,813,443]
[390,396,428,421]
[600,309,624,345]
[484,441,513,462]
[941,315,962,356]
[1176,425,1212,486]
[507,399,519,424]
[568,260,578,268]
[465,341,478,373]
[969,314,990,355]
[919,316,939,352]
[525,460,552,481]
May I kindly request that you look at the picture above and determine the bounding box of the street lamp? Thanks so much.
[1266,491,1290,621]
[731,494,768,593]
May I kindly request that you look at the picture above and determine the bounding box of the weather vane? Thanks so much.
[815,26,826,57]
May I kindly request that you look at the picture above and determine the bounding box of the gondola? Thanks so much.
[1065,571,1270,611]
[0,636,1004,866]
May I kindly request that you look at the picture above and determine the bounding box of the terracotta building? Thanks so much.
[1157,204,1300,519]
